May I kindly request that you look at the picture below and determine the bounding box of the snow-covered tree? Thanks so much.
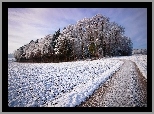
[14,14,133,62]
[132,49,147,55]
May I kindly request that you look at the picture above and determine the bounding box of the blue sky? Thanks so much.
[8,8,147,54]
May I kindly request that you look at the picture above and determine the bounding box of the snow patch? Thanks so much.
[8,59,123,107]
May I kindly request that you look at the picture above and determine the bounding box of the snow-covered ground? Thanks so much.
[112,55,147,79]
[8,58,123,107]
[8,55,146,107]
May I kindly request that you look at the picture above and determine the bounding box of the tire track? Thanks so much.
[76,60,147,107]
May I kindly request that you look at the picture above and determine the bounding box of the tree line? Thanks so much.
[132,49,147,55]
[14,14,133,62]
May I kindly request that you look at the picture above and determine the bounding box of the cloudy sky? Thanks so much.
[8,8,147,54]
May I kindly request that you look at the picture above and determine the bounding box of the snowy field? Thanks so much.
[112,55,147,79]
[8,58,123,107]
[8,55,147,107]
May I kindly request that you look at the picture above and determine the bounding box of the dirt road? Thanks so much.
[77,60,147,107]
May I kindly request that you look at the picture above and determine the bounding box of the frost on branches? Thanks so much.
[14,14,133,62]
[132,49,147,55]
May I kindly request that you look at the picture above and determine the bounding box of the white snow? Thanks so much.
[8,58,123,107]
[8,55,146,107]
[45,60,123,107]
[111,55,147,79]
[8,58,15,62]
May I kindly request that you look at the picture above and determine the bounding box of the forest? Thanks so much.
[14,14,133,62]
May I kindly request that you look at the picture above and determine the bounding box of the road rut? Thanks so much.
[77,60,147,107]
